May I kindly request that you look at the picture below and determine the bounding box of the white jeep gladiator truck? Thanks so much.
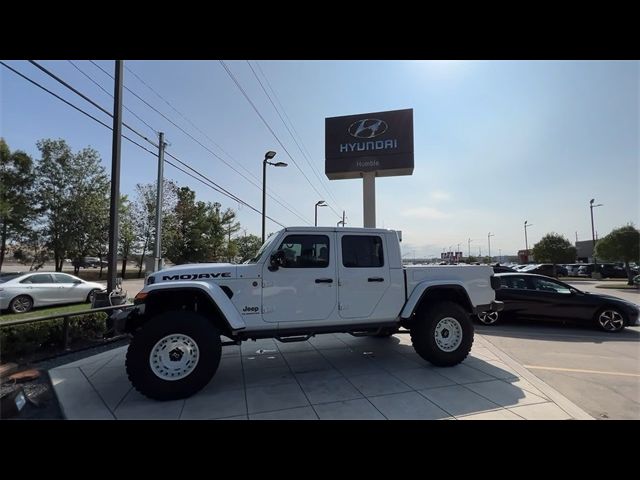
[119,227,503,400]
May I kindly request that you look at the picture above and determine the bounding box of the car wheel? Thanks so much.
[595,308,626,332]
[10,295,33,314]
[410,301,474,367]
[86,289,100,304]
[476,311,500,325]
[125,311,222,400]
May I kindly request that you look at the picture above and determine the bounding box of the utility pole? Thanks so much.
[342,210,346,227]
[468,238,473,258]
[153,132,166,273]
[107,60,123,294]
[488,232,495,260]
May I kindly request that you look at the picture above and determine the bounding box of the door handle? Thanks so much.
[315,278,333,284]
[368,277,385,282]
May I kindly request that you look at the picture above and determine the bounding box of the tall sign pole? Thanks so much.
[153,132,165,272]
[363,172,376,227]
[107,60,123,294]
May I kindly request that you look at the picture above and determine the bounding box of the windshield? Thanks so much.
[0,273,22,283]
[246,231,281,264]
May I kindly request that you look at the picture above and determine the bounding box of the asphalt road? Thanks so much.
[478,280,640,420]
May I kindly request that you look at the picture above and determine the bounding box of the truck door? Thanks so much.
[261,233,337,323]
[337,233,389,319]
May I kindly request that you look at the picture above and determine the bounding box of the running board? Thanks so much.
[276,334,313,343]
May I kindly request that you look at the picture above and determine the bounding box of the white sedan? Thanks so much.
[0,272,104,314]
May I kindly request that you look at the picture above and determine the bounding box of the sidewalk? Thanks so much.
[49,333,592,420]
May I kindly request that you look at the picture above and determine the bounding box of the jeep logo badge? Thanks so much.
[348,118,388,139]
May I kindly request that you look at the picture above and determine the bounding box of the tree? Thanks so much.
[531,233,577,277]
[132,180,179,276]
[119,195,136,278]
[235,234,262,262]
[164,187,211,264]
[465,255,478,264]
[594,225,640,285]
[34,139,109,271]
[0,139,36,271]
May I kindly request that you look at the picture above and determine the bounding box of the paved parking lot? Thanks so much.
[50,333,590,420]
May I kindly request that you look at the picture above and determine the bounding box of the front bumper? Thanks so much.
[473,300,504,315]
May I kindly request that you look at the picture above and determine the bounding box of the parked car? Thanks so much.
[522,264,567,277]
[475,273,640,332]
[493,265,516,273]
[564,264,584,277]
[0,272,104,313]
[72,257,108,269]
[598,263,638,279]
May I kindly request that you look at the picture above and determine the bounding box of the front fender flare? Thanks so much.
[142,281,246,331]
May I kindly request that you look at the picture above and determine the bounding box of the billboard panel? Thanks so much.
[325,108,414,180]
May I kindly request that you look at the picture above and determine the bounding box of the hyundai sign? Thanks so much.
[325,108,414,180]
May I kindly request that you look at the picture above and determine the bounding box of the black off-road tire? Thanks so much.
[410,301,474,366]
[125,311,222,400]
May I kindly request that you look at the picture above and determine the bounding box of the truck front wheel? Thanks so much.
[126,311,222,400]
[410,301,474,367]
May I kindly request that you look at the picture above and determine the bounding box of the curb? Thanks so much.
[476,334,593,420]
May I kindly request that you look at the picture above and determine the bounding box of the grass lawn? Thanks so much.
[0,303,92,323]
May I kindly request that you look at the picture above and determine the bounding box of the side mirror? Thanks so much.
[269,250,286,271]
[73,279,82,284]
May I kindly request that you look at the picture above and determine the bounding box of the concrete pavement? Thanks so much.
[50,333,592,420]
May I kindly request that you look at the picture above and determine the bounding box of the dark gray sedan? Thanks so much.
[476,273,640,332]
[0,272,104,314]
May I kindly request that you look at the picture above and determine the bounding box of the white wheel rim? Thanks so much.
[13,297,31,313]
[598,310,624,331]
[150,334,200,381]
[478,311,499,324]
[434,317,463,352]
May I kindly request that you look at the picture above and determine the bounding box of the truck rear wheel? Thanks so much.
[410,301,474,367]
[126,311,222,400]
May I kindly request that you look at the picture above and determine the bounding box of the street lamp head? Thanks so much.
[264,151,277,160]
[316,200,327,206]
[590,198,594,205]
[273,162,287,167]
[524,220,527,225]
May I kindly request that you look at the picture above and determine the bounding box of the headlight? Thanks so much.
[146,275,155,285]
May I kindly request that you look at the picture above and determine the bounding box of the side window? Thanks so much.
[342,235,384,268]
[501,276,527,290]
[276,235,330,268]
[532,278,570,293]
[53,274,74,284]
[20,274,54,284]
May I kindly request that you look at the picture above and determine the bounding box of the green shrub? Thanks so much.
[0,312,107,360]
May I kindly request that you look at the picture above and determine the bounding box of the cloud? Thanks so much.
[430,190,451,201]
[400,207,450,219]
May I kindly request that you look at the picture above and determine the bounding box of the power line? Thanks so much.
[1,61,285,228]
[219,60,343,218]
[27,60,156,149]
[90,60,311,225]
[67,60,158,137]
[248,60,343,210]
[121,62,311,224]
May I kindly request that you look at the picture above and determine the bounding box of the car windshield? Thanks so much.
[246,232,280,264]
[0,273,22,283]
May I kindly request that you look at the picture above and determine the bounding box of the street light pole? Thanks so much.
[261,151,286,244]
[524,220,533,261]
[488,232,495,260]
[315,200,327,226]
[590,199,603,272]
[468,238,473,258]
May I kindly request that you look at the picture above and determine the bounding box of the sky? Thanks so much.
[1,60,638,260]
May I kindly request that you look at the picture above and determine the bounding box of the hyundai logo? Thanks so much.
[348,118,388,139]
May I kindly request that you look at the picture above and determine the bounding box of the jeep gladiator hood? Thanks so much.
[153,263,238,281]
